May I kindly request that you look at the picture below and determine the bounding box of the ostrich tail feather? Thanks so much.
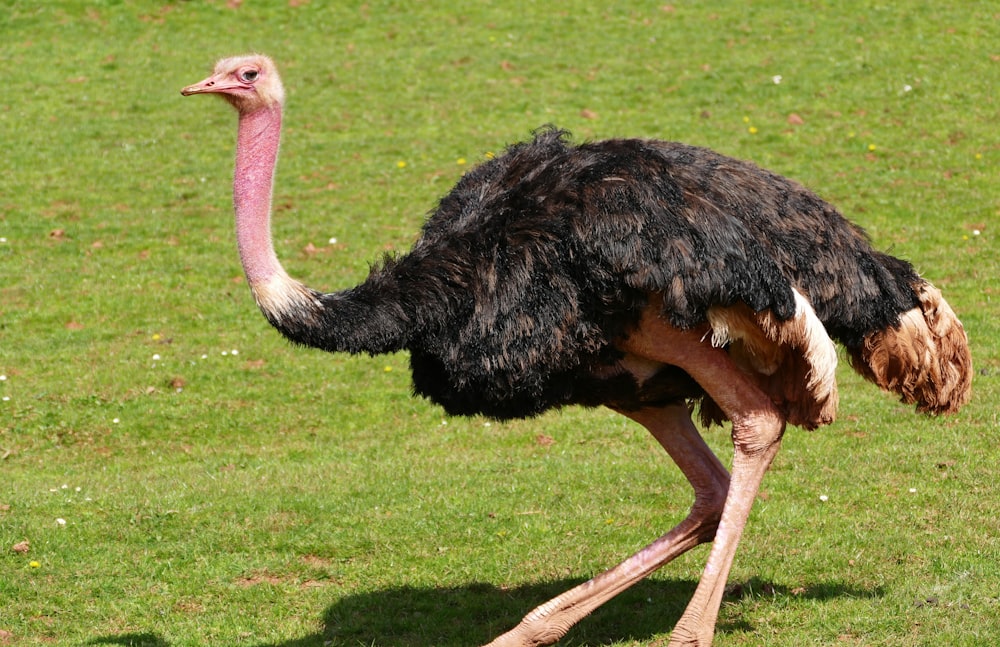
[848,282,972,414]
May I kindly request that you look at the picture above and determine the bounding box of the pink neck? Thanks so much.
[233,105,284,285]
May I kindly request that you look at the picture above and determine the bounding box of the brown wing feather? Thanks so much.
[848,282,971,414]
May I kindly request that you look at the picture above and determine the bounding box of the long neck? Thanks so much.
[231,104,412,355]
[232,103,318,326]
[234,104,285,285]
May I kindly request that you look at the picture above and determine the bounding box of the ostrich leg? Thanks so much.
[623,311,786,646]
[485,308,786,647]
[484,403,731,647]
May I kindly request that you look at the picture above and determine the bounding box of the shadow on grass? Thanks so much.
[88,633,171,647]
[255,577,883,647]
[85,578,882,647]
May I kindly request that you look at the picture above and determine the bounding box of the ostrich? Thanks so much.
[182,55,971,646]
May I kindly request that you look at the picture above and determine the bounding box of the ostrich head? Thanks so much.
[181,54,285,114]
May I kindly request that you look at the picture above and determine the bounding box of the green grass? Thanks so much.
[1,1,998,645]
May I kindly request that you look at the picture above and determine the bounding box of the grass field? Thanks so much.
[1,1,998,645]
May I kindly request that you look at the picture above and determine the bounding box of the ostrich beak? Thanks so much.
[181,73,249,97]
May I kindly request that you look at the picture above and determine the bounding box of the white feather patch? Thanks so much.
[250,271,320,323]
[785,289,838,396]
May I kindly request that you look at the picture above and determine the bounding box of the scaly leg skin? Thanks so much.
[485,306,786,647]
[484,404,731,647]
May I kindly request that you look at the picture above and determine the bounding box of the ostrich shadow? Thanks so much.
[254,577,883,647]
[85,578,881,646]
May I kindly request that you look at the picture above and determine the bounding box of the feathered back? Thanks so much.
[389,129,963,419]
[282,128,969,421]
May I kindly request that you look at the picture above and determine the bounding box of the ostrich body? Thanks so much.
[182,55,971,646]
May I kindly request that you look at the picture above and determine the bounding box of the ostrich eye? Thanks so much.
[239,69,259,83]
